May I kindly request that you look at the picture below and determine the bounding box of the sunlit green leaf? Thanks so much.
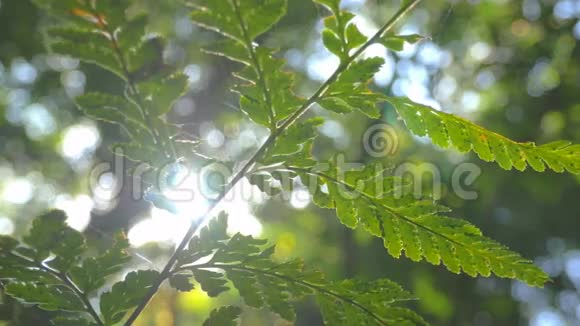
[391,97,580,173]
[23,210,85,270]
[169,274,195,292]
[291,159,550,286]
[51,40,124,79]
[379,34,425,51]
[192,269,229,297]
[100,270,160,324]
[5,283,85,312]
[203,306,242,326]
[70,232,131,294]
[319,57,386,118]
[138,73,189,117]
[175,213,424,323]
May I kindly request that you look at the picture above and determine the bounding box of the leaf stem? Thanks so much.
[123,1,421,324]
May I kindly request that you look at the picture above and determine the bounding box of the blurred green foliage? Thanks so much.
[1,0,579,325]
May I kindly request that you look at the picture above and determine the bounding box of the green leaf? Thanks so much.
[23,210,85,270]
[32,0,96,28]
[317,279,426,326]
[316,3,364,61]
[45,227,86,272]
[118,14,149,49]
[39,0,159,83]
[5,283,85,312]
[225,269,265,308]
[75,92,151,141]
[178,212,230,265]
[268,118,323,157]
[199,212,230,244]
[76,93,142,122]
[126,36,166,80]
[23,210,67,259]
[51,40,124,79]
[233,47,302,128]
[256,273,296,320]
[380,38,405,51]
[390,97,580,173]
[203,306,242,326]
[48,26,111,50]
[346,23,368,49]
[212,234,268,264]
[322,29,344,58]
[203,40,252,65]
[319,57,386,118]
[291,159,550,287]
[191,1,300,129]
[169,274,195,292]
[236,86,272,127]
[138,73,189,117]
[0,236,18,252]
[379,34,425,52]
[318,97,354,114]
[190,0,287,42]
[70,232,131,293]
[247,173,283,196]
[100,270,160,324]
[192,269,229,297]
[337,57,386,84]
[175,212,424,323]
[0,254,61,284]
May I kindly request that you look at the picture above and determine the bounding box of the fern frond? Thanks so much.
[0,211,140,324]
[312,4,580,175]
[317,279,426,325]
[390,97,580,173]
[191,0,302,129]
[75,93,170,164]
[311,0,577,176]
[278,160,549,287]
[174,212,426,325]
[36,0,195,169]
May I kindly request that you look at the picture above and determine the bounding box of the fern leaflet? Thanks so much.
[390,97,580,173]
[173,212,427,325]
